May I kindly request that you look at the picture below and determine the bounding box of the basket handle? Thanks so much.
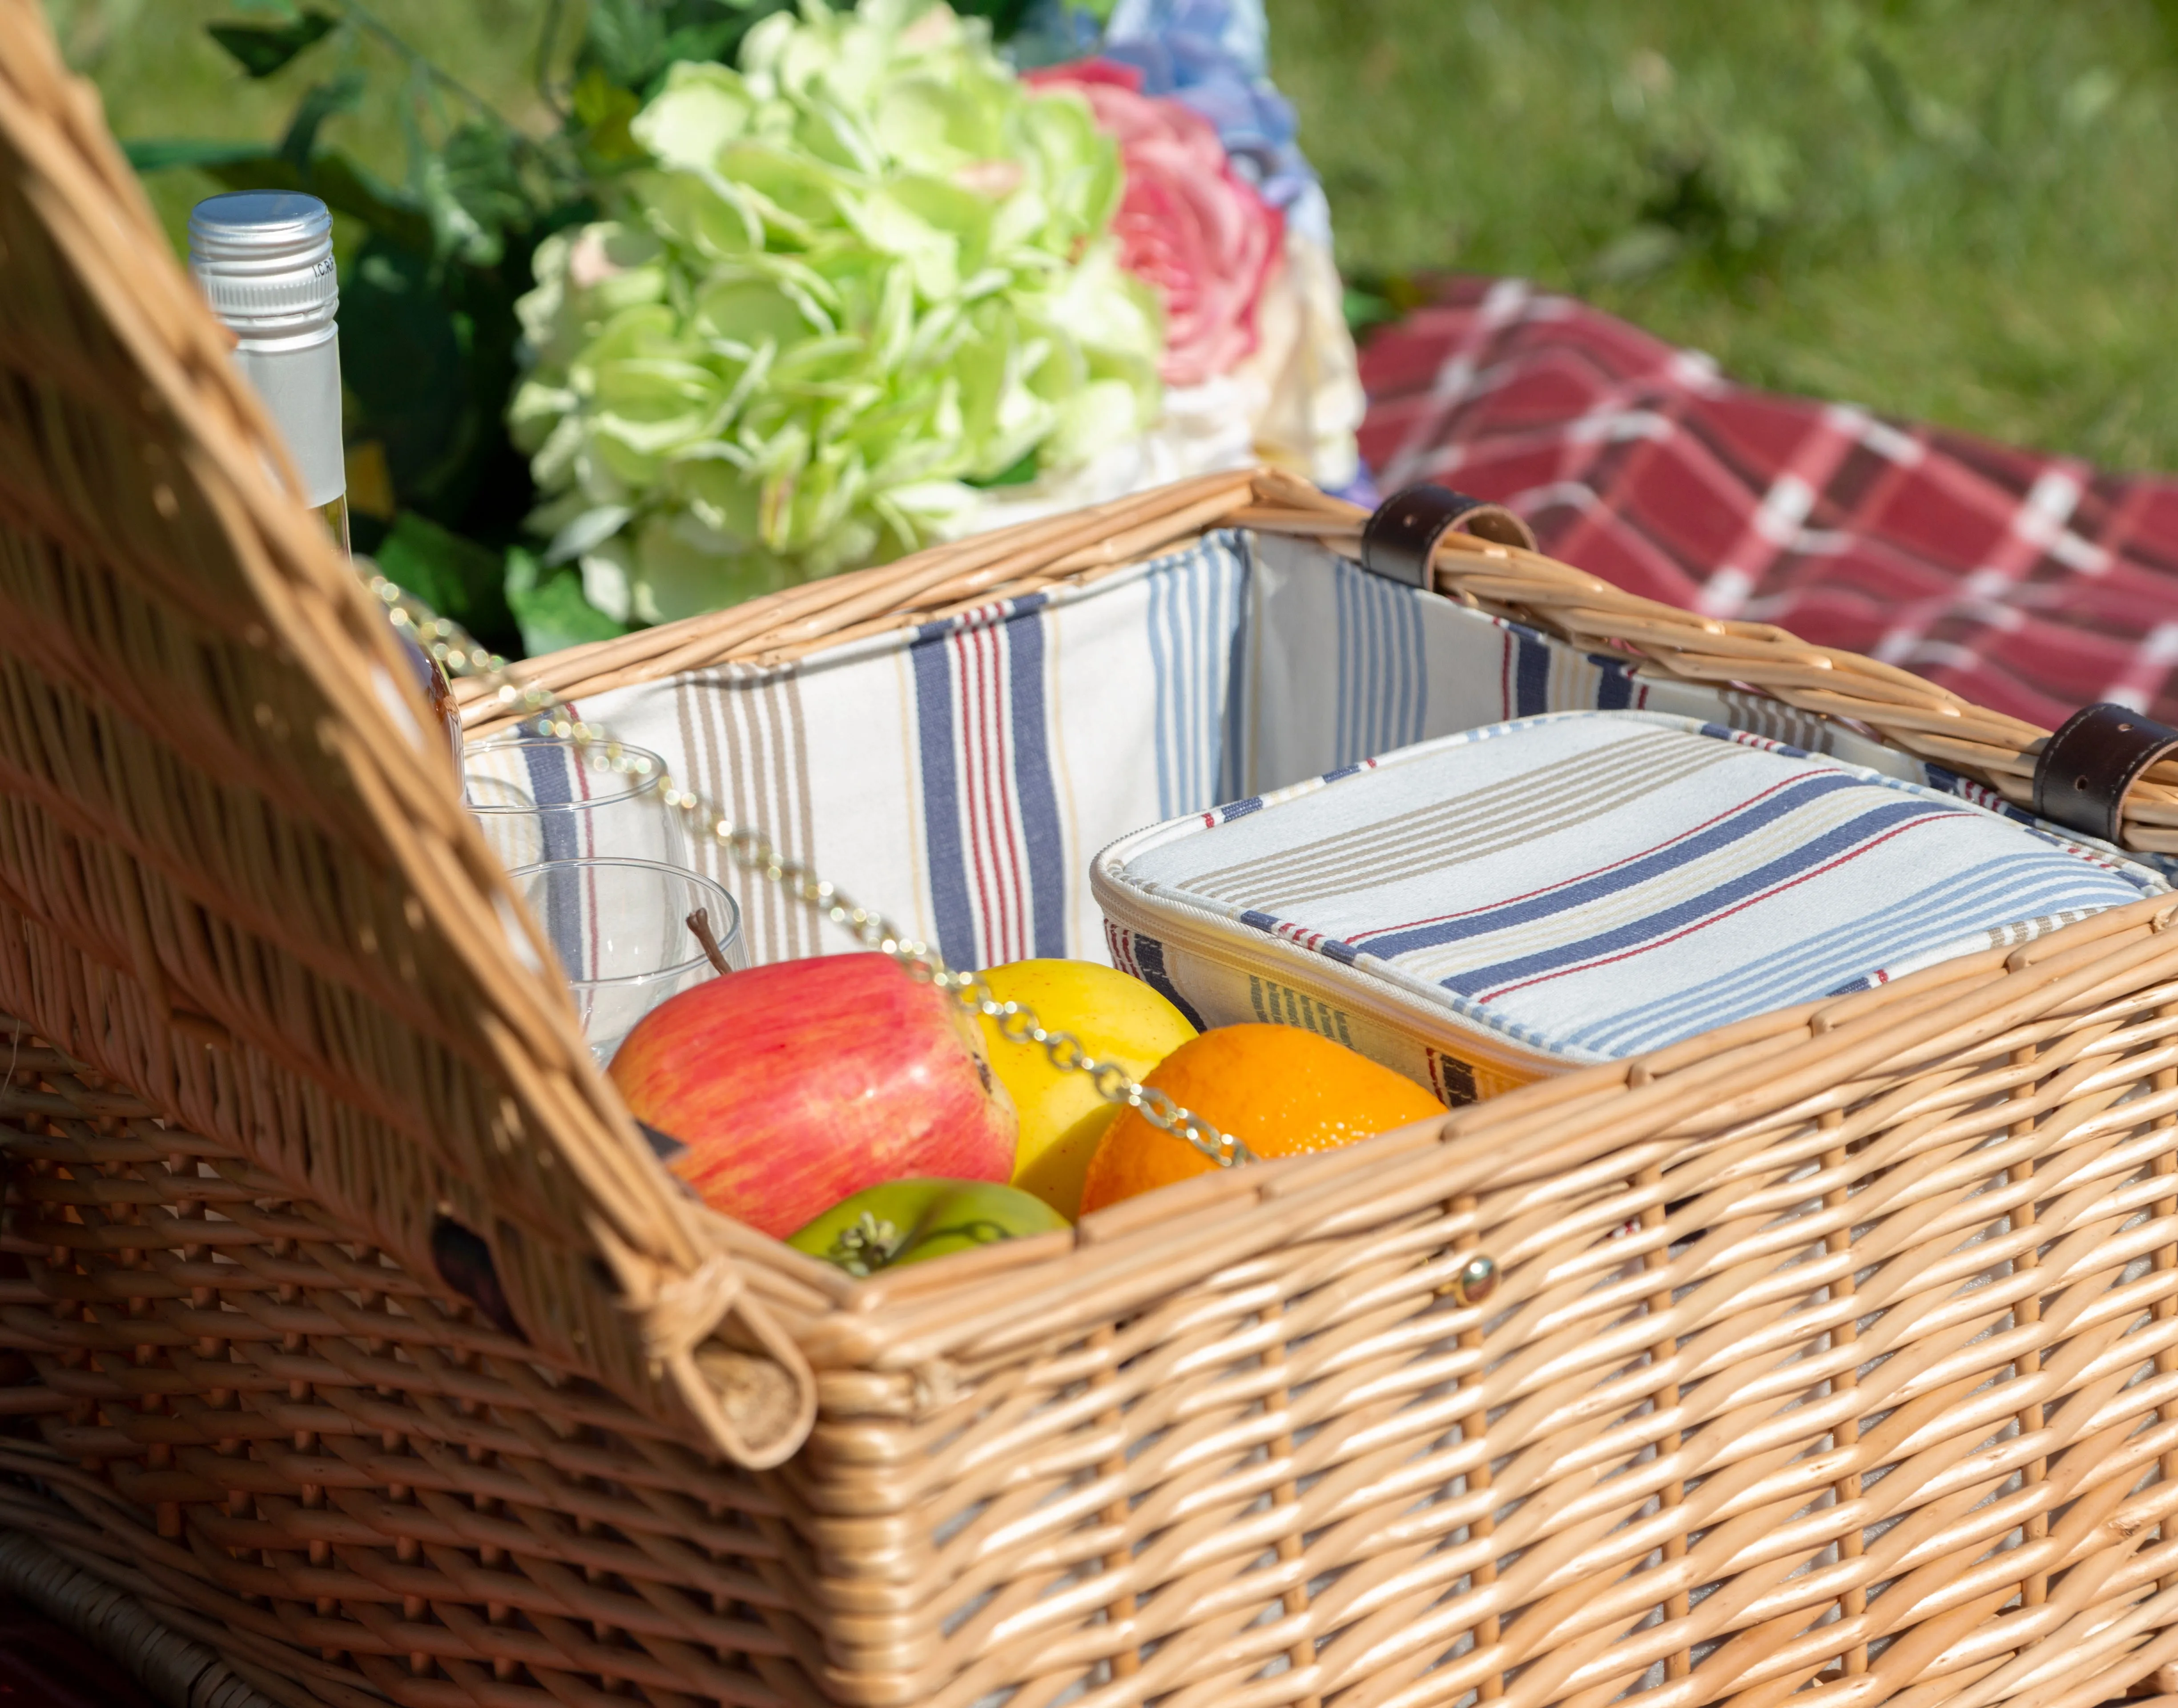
[638,1247,817,1470]
[2033,702,2178,846]
[1360,482,1538,587]
[574,1208,816,1468]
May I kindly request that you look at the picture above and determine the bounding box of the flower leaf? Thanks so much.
[505,548,630,656]
[374,512,513,642]
[278,69,364,173]
[339,238,469,501]
[584,0,668,91]
[134,141,437,255]
[206,7,338,79]
[122,137,280,174]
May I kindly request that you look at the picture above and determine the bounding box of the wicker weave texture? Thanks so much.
[0,1041,811,1707]
[0,0,815,1469]
[0,1525,276,1707]
[11,901,2178,1707]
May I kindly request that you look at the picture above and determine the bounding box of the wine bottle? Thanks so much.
[187,190,351,550]
[189,190,462,776]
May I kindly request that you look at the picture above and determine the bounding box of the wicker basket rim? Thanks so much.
[767,886,2178,1372]
[456,466,2178,849]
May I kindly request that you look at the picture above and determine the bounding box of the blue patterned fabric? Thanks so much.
[1331,552,1428,763]
[572,530,2167,1008]
[1145,531,1252,816]
[908,594,1070,968]
[1096,713,2167,1076]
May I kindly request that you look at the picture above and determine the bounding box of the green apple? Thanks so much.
[787,1179,1070,1277]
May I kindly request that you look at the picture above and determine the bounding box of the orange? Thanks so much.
[1079,1024,1446,1213]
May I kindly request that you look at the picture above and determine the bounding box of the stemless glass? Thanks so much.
[511,857,746,1063]
[465,738,688,871]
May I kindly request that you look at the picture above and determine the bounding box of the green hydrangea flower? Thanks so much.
[511,0,1164,624]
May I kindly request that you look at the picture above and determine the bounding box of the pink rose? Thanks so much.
[1031,59,1284,389]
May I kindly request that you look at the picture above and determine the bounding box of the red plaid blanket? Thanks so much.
[1359,277,2178,730]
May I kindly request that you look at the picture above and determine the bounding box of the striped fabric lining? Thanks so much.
[1104,921,1205,1031]
[1100,712,2166,1067]
[1573,870,2113,1057]
[1912,762,2178,885]
[1333,553,1428,764]
[521,733,588,978]
[909,594,1068,970]
[1366,773,1945,979]
[564,530,2173,983]
[1147,534,1251,818]
[1185,729,1736,907]
[520,741,584,862]
[673,663,822,965]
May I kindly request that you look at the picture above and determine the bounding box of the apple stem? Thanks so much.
[686,908,736,977]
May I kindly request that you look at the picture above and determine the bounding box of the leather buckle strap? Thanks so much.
[2031,701,2178,846]
[1360,483,1538,589]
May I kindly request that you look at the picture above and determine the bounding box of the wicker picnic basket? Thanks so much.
[12,5,2178,1707]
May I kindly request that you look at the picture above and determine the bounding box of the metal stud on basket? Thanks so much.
[1449,1251,1498,1307]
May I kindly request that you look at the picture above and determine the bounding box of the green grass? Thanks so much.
[48,0,2178,475]
[1266,0,2178,475]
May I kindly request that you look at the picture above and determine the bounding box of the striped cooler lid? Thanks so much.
[1093,712,2169,1074]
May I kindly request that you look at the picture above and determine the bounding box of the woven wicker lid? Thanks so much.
[0,13,816,1468]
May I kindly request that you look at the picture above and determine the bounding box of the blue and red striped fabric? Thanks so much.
[1097,711,2165,1073]
[576,526,2167,987]
[910,593,1071,971]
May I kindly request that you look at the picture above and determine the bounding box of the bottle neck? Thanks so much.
[319,492,351,558]
[229,325,346,511]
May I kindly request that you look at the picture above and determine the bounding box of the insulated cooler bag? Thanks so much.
[1094,709,2168,1099]
[16,9,2178,1706]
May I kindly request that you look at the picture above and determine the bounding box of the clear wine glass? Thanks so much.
[464,737,688,870]
[510,857,746,1063]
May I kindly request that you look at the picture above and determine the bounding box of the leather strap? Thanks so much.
[1361,483,1538,588]
[2031,701,2178,846]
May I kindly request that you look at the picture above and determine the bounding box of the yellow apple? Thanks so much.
[976,959,1197,1219]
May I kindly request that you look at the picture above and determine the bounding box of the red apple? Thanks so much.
[608,954,1017,1237]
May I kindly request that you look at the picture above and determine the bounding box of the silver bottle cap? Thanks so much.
[187,190,338,336]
